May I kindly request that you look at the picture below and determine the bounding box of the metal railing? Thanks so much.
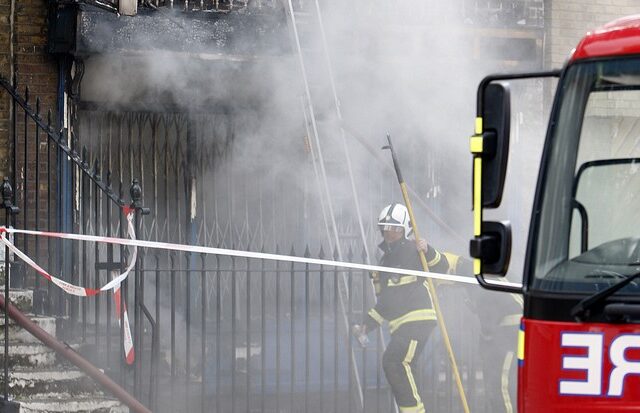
[134,244,397,412]
[140,0,278,12]
[2,80,516,412]
[461,0,545,28]
[71,104,498,412]
[0,283,152,413]
[0,76,153,407]
[99,0,544,29]
[1,178,19,411]
[81,238,488,413]
[339,0,545,29]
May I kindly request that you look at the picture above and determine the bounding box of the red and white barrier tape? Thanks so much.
[0,209,136,364]
[0,213,137,296]
[113,285,134,364]
[0,223,521,289]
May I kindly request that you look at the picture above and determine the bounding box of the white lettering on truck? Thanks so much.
[560,332,640,397]
[608,335,640,397]
[560,332,603,396]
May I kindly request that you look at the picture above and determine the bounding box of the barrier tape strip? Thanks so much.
[0,214,137,295]
[0,210,136,364]
[114,285,135,365]
[0,224,521,289]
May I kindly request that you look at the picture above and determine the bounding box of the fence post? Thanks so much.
[129,179,149,400]
[1,177,20,413]
[58,128,73,317]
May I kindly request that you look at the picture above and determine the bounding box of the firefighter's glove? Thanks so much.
[352,324,369,348]
[416,238,428,253]
[370,271,381,295]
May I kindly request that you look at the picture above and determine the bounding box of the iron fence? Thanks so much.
[73,107,402,251]
[462,0,545,28]
[2,80,517,412]
[0,76,154,404]
[141,0,279,12]
[126,243,492,413]
[338,0,544,29]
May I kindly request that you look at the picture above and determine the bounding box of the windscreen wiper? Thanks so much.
[571,270,640,321]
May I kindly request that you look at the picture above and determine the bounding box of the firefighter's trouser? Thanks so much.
[383,324,433,413]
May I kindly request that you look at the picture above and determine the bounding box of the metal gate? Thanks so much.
[2,77,515,413]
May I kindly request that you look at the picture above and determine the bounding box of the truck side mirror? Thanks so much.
[470,221,512,275]
[470,70,558,292]
[480,82,511,208]
[470,80,513,282]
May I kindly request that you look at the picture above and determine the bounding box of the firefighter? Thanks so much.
[446,254,520,412]
[430,248,521,412]
[471,288,522,413]
[352,203,458,413]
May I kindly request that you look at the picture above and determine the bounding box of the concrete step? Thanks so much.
[0,316,56,344]
[4,368,101,399]
[0,343,58,368]
[8,290,34,313]
[16,396,129,413]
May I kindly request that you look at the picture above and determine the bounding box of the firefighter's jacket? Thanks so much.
[364,238,454,336]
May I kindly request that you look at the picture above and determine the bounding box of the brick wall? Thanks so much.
[545,0,640,69]
[0,0,58,180]
[0,0,12,180]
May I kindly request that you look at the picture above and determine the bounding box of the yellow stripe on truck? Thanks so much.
[517,325,525,363]
[471,116,484,276]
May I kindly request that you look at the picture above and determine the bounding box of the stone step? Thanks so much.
[4,368,101,398]
[0,316,56,344]
[16,396,129,413]
[0,343,58,368]
[7,290,34,313]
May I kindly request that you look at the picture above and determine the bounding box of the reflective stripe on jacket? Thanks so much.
[364,238,451,334]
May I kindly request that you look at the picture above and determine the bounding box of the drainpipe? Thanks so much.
[2,3,19,410]
[56,56,73,316]
[9,0,16,191]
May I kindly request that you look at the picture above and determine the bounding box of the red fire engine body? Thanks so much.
[470,15,640,413]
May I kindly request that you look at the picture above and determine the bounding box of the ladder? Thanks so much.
[283,0,396,411]
[284,0,370,260]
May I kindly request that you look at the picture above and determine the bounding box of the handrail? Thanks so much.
[0,294,151,413]
[0,76,126,208]
[1,77,153,410]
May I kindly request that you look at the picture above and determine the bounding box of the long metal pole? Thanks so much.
[312,0,371,262]
[284,3,365,406]
[285,0,340,254]
[2,177,19,405]
[9,0,16,193]
[3,207,8,402]
[2,179,18,402]
[383,134,471,413]
[300,98,333,254]
[307,7,395,411]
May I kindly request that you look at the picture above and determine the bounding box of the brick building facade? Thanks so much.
[0,0,58,179]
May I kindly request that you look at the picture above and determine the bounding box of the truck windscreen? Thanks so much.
[530,56,640,295]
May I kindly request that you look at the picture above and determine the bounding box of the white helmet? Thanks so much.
[378,203,412,238]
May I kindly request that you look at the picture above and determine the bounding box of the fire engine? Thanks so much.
[470,15,640,412]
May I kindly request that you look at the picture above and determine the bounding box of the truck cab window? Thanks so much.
[532,57,640,294]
